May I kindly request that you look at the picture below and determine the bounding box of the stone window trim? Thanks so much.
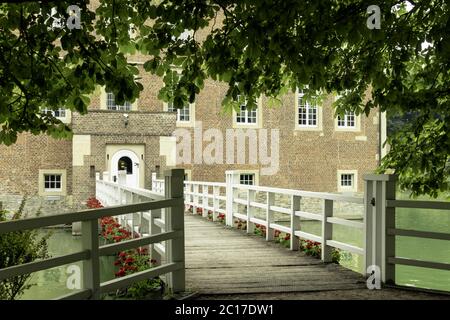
[294,89,323,131]
[38,169,67,196]
[163,102,196,127]
[337,169,358,193]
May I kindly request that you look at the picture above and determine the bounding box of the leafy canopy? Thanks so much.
[0,0,449,197]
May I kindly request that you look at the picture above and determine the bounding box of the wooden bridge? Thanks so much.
[184,214,365,295]
[0,169,449,299]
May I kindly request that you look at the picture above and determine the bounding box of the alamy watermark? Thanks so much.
[366,265,381,290]
[174,121,279,176]
[44,5,81,31]
[66,265,81,290]
[367,5,381,30]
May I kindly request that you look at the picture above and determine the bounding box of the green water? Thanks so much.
[20,229,116,300]
[298,192,450,292]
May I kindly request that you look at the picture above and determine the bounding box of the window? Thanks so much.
[337,170,358,192]
[340,174,354,187]
[236,104,257,124]
[337,112,356,128]
[106,92,132,111]
[297,90,317,127]
[43,108,66,118]
[168,103,190,122]
[232,96,261,128]
[239,174,255,185]
[44,174,62,191]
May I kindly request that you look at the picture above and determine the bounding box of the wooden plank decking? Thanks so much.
[184,214,366,295]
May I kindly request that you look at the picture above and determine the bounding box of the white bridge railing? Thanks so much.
[152,170,450,289]
[0,169,185,300]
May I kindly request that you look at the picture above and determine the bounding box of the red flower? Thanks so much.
[115,268,126,277]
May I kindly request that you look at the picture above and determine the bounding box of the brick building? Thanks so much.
[0,6,386,215]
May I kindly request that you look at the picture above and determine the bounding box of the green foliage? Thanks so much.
[1,0,449,196]
[0,199,50,300]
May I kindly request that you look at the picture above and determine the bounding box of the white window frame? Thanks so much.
[337,170,358,192]
[42,108,71,124]
[232,96,262,128]
[337,112,357,128]
[164,102,195,127]
[168,103,191,122]
[295,89,322,131]
[100,88,137,111]
[334,93,360,132]
[106,92,132,111]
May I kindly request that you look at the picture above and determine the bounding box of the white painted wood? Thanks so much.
[249,217,267,227]
[387,228,450,241]
[388,257,450,271]
[247,190,256,234]
[386,199,450,210]
[295,211,323,221]
[269,223,291,234]
[81,219,100,299]
[202,185,209,218]
[164,169,185,293]
[327,217,364,229]
[294,231,322,243]
[213,186,220,221]
[290,195,301,251]
[266,192,275,241]
[326,240,364,255]
[321,199,333,262]
[363,178,374,274]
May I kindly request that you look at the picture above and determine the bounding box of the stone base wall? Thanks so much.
[0,194,75,219]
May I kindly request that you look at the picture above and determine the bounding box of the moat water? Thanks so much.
[20,193,450,299]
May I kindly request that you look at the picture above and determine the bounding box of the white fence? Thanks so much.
[0,169,185,300]
[152,170,450,289]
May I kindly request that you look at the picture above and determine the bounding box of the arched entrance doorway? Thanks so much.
[110,150,140,188]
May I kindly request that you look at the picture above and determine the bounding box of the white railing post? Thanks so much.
[152,172,157,190]
[193,184,199,215]
[202,185,209,218]
[103,171,110,182]
[290,195,301,251]
[266,192,275,241]
[212,186,220,221]
[322,199,333,262]
[363,174,397,285]
[225,171,234,227]
[246,189,255,234]
[384,176,397,284]
[363,177,375,274]
[150,209,162,267]
[81,219,100,299]
[164,169,185,293]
